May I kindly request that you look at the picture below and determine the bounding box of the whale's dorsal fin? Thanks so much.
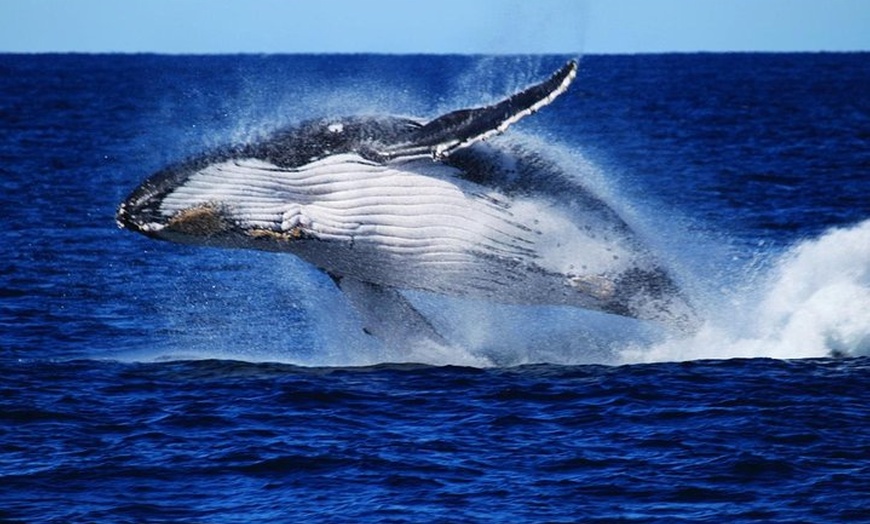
[381,60,577,161]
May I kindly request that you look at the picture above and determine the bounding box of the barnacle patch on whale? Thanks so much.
[166,203,229,236]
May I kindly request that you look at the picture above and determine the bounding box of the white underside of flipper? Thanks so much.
[380,60,578,160]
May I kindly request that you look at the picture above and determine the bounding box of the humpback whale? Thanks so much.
[117,61,697,345]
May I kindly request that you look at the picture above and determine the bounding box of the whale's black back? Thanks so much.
[241,117,422,168]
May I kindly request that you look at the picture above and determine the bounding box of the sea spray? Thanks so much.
[130,219,868,367]
[621,219,870,363]
[757,219,870,357]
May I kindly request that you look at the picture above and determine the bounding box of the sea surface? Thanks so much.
[1,53,869,522]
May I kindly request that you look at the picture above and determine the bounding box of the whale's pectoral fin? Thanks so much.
[381,60,577,161]
[331,274,449,349]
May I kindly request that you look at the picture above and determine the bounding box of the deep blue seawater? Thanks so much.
[1,54,869,522]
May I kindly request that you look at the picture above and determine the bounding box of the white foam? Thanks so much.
[621,219,870,364]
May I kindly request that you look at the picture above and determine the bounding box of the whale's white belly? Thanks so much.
[157,153,639,308]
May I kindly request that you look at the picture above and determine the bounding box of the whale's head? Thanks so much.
[118,155,224,245]
[117,189,239,246]
[116,153,321,251]
[116,117,422,250]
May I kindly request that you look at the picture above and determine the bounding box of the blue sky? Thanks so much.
[1,0,868,54]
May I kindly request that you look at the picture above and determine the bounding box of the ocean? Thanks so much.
[1,53,868,522]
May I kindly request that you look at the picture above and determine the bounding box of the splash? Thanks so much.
[125,203,869,368]
[126,139,870,367]
[621,219,870,364]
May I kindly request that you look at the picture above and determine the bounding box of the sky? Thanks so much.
[1,0,868,54]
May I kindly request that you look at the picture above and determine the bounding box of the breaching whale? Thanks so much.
[117,61,698,345]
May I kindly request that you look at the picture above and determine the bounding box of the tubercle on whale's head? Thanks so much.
[115,147,239,244]
[115,183,171,238]
[118,191,233,244]
[163,203,230,236]
[116,147,245,242]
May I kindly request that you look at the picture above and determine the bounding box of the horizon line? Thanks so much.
[2,49,868,57]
